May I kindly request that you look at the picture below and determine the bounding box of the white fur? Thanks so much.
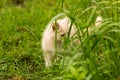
[42,17,77,67]
[95,16,103,27]
[42,16,103,67]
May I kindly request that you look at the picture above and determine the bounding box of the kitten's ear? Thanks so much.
[52,22,59,31]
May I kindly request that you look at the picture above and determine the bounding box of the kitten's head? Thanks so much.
[52,17,71,39]
[51,17,77,48]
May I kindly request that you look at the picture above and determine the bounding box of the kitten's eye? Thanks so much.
[61,33,65,37]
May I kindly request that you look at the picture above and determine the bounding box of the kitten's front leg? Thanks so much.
[44,51,54,67]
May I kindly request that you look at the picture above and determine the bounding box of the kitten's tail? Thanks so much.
[95,16,103,27]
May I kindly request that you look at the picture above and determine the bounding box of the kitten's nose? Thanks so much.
[61,33,65,37]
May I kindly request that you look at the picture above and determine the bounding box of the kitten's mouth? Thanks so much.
[57,40,63,44]
[57,40,64,47]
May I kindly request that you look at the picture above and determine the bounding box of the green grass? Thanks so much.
[0,0,120,80]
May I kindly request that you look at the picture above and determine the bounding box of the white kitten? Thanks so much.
[42,17,77,67]
[42,15,103,67]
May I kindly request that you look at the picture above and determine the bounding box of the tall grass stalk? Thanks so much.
[54,0,120,80]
